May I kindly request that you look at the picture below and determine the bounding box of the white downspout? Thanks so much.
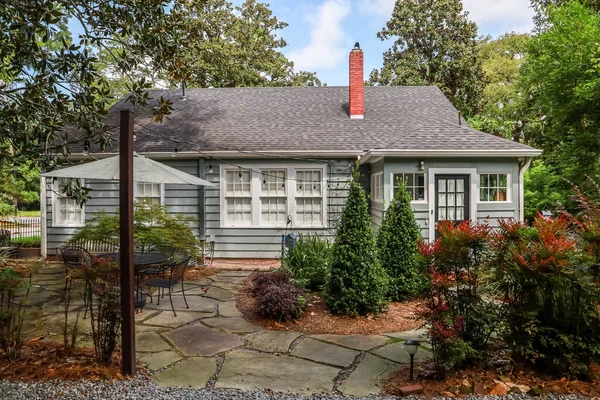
[518,157,532,221]
[40,176,47,259]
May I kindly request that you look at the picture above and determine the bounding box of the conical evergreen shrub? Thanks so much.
[378,179,424,300]
[325,166,389,315]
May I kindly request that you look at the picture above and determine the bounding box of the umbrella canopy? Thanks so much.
[42,156,215,186]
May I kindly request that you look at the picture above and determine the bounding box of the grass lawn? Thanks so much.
[17,210,40,217]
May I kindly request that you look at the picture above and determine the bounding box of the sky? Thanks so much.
[69,0,535,87]
[278,0,535,86]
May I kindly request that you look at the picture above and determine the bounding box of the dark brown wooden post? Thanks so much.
[119,109,136,375]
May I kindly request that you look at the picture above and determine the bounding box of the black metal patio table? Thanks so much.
[98,252,170,310]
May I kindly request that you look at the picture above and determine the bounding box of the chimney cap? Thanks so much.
[353,42,360,50]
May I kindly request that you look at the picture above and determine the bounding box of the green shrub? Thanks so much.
[70,202,200,256]
[377,179,424,300]
[325,165,389,315]
[281,234,332,291]
[251,272,306,321]
[12,236,41,248]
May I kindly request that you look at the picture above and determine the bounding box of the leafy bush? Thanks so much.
[419,220,496,376]
[491,213,600,377]
[325,166,388,315]
[377,179,425,300]
[71,202,200,256]
[12,236,41,248]
[281,234,332,291]
[251,272,306,321]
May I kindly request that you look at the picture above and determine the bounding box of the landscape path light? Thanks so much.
[404,340,421,381]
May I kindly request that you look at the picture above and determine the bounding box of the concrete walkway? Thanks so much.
[23,265,431,397]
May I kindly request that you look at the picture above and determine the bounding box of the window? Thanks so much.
[371,172,383,202]
[224,169,252,225]
[480,173,509,202]
[135,182,163,205]
[52,178,85,227]
[260,169,287,225]
[296,170,323,227]
[392,172,426,201]
[220,165,327,228]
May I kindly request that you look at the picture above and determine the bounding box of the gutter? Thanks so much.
[518,157,533,221]
[67,150,365,161]
[359,149,543,164]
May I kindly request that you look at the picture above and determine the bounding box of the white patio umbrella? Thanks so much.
[41,155,215,186]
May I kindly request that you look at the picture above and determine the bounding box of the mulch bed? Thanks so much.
[384,361,600,398]
[236,274,424,335]
[184,266,218,281]
[0,341,148,381]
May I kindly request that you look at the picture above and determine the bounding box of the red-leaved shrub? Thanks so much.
[251,272,306,321]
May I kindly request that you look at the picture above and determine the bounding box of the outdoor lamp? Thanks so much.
[404,340,421,381]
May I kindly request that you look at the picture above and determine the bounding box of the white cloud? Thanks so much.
[360,0,533,35]
[287,0,351,70]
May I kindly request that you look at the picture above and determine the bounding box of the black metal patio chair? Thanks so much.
[138,243,177,302]
[142,255,191,317]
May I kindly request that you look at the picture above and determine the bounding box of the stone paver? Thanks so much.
[202,287,235,301]
[210,275,245,283]
[311,334,388,351]
[139,350,183,372]
[384,327,429,343]
[218,301,242,317]
[135,331,172,353]
[291,338,359,368]
[210,282,241,292]
[371,341,433,364]
[203,316,261,333]
[216,351,339,394]
[247,330,302,353]
[164,323,243,356]
[338,353,401,397]
[144,295,216,313]
[152,357,215,388]
[217,271,251,277]
[143,311,209,328]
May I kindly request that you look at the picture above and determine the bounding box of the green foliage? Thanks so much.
[491,214,600,377]
[377,179,424,300]
[523,160,569,220]
[325,166,389,316]
[369,0,484,116]
[0,267,29,360]
[70,203,200,256]
[166,0,322,88]
[11,236,41,248]
[281,235,332,291]
[521,2,600,191]
[0,161,40,217]
[251,272,306,321]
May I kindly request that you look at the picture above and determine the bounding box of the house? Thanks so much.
[41,45,541,259]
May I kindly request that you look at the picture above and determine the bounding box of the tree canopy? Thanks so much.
[369,0,484,117]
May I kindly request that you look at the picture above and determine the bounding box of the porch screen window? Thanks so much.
[296,170,323,226]
[480,174,508,201]
[52,178,85,227]
[225,170,252,225]
[371,172,383,202]
[135,182,162,205]
[392,173,425,201]
[260,170,287,224]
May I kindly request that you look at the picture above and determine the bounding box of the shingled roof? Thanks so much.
[86,85,539,156]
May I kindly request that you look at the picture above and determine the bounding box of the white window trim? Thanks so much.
[371,172,383,204]
[133,182,165,205]
[219,164,328,229]
[477,172,512,204]
[51,178,86,228]
[389,171,428,204]
[428,168,478,241]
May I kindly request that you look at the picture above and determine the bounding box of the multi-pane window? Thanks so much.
[135,182,162,205]
[225,170,252,225]
[480,173,508,202]
[296,170,323,226]
[260,170,287,225]
[437,177,467,221]
[52,178,85,227]
[392,173,426,201]
[371,172,383,202]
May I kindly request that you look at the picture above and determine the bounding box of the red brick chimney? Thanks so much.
[349,43,364,119]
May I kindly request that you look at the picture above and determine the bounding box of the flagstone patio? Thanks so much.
[24,264,432,397]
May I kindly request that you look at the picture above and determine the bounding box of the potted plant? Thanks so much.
[14,236,41,259]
